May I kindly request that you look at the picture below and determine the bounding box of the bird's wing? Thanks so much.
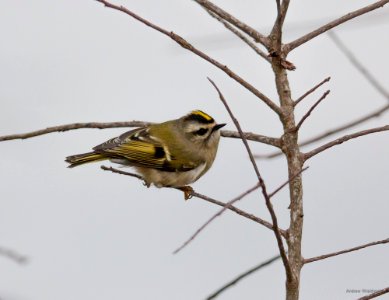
[93,128,196,172]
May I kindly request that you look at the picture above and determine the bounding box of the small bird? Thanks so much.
[65,110,225,198]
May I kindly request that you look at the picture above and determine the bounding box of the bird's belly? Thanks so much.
[137,163,207,188]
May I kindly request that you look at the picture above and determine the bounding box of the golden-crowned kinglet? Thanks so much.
[66,110,226,190]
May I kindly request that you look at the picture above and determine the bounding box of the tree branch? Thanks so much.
[295,90,330,132]
[207,78,293,283]
[206,254,281,300]
[284,0,389,53]
[100,166,286,237]
[203,9,270,62]
[328,31,389,100]
[303,125,389,160]
[297,29,389,144]
[294,77,331,106]
[101,165,144,180]
[0,122,281,148]
[173,182,261,254]
[304,238,389,264]
[0,121,149,142]
[221,130,280,147]
[194,0,270,48]
[173,166,308,254]
[0,246,28,265]
[255,106,389,160]
[269,166,309,198]
[95,0,281,115]
[261,26,389,159]
[270,0,290,49]
[358,287,389,300]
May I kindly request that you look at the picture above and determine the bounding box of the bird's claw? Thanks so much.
[178,186,194,200]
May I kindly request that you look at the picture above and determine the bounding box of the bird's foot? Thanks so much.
[177,186,194,200]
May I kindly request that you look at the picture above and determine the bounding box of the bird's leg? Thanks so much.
[177,186,194,200]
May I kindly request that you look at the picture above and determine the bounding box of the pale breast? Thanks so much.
[136,163,207,188]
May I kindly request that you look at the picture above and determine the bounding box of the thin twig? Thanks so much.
[303,124,389,160]
[221,130,280,147]
[95,0,281,115]
[100,165,286,237]
[269,166,309,198]
[0,122,281,148]
[294,77,331,106]
[207,78,293,283]
[206,254,281,300]
[204,9,270,62]
[173,182,261,254]
[304,238,389,264]
[0,121,149,142]
[194,0,270,48]
[358,287,389,300]
[284,0,389,53]
[295,90,330,132]
[256,103,389,160]
[0,246,28,264]
[298,29,389,144]
[173,166,308,254]
[191,191,286,237]
[300,104,389,147]
[261,28,389,159]
[101,166,144,180]
[328,31,389,99]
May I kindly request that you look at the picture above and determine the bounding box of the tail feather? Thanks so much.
[65,152,106,168]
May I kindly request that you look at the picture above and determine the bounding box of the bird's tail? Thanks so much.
[65,152,106,168]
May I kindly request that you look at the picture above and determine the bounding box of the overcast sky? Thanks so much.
[0,1,388,299]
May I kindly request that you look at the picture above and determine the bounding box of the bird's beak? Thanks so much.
[212,123,226,132]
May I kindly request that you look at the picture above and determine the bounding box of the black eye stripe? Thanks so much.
[194,128,209,136]
[154,146,166,159]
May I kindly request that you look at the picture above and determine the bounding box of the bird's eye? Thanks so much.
[194,128,209,136]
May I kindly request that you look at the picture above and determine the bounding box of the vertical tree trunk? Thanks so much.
[272,60,304,300]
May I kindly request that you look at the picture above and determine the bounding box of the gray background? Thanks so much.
[0,1,388,299]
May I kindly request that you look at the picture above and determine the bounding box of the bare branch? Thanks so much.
[173,166,308,254]
[206,254,281,300]
[262,28,389,158]
[358,287,389,300]
[191,191,286,237]
[0,121,149,142]
[269,166,309,198]
[95,0,281,115]
[295,90,331,132]
[101,165,144,180]
[270,0,290,48]
[173,182,261,254]
[294,77,331,106]
[194,0,270,48]
[303,104,389,147]
[304,238,389,264]
[303,125,389,160]
[221,130,280,148]
[204,9,270,62]
[0,246,28,264]
[0,122,280,148]
[297,29,389,145]
[100,165,286,237]
[255,106,389,159]
[207,78,293,283]
[284,0,389,53]
[328,31,389,99]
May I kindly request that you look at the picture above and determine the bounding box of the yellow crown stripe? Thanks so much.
[192,110,213,121]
